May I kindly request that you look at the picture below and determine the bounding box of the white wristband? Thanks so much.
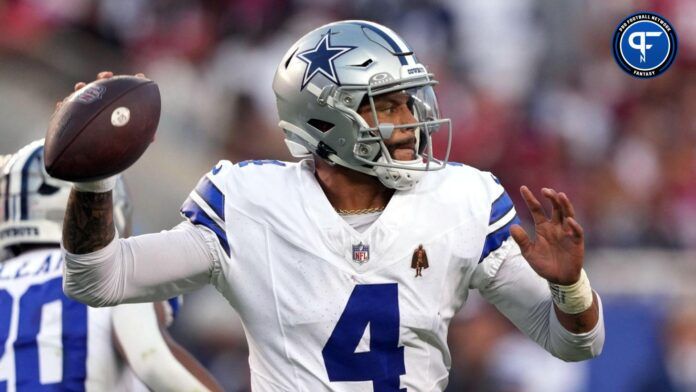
[73,176,118,193]
[549,269,594,314]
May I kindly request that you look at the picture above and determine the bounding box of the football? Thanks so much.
[44,75,161,182]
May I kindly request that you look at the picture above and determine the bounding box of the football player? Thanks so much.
[0,140,222,391]
[61,21,604,391]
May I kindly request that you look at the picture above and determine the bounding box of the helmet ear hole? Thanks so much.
[307,119,335,133]
[350,58,374,68]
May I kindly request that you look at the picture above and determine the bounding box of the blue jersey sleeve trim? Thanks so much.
[180,197,230,256]
[194,177,225,221]
[479,214,520,263]
[489,191,515,225]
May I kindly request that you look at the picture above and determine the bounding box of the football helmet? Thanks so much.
[0,139,132,256]
[273,20,452,190]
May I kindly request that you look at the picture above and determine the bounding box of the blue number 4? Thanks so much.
[322,284,406,392]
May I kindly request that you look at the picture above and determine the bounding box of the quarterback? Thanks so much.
[61,21,604,391]
[0,141,221,391]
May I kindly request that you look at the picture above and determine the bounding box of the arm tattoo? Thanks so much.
[63,189,115,254]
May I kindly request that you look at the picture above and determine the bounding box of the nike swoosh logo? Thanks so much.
[211,164,222,175]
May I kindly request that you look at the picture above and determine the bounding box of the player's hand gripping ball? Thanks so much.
[44,74,160,181]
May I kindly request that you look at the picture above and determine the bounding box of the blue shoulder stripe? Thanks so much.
[180,197,230,256]
[489,191,514,225]
[479,214,521,263]
[194,177,225,221]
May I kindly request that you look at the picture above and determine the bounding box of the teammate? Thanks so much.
[61,21,604,391]
[0,140,222,391]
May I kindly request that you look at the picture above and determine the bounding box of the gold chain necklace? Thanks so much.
[335,206,386,215]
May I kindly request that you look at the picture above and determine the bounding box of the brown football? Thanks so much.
[44,75,161,181]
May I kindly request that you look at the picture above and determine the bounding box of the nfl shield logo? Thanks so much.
[71,84,106,104]
[352,242,370,264]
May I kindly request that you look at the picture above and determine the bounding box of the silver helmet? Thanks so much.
[0,139,132,257]
[273,20,452,190]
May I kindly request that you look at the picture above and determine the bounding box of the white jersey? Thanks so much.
[0,248,182,391]
[178,159,598,392]
[63,158,604,392]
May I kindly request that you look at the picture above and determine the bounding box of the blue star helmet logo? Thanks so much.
[297,31,356,90]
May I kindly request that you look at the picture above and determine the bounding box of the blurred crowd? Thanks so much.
[2,0,694,248]
[1,0,695,391]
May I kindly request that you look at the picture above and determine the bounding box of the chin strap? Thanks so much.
[374,156,426,190]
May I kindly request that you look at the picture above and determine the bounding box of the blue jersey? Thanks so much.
[0,248,115,391]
